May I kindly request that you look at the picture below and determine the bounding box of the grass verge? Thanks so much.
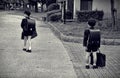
[48,19,120,45]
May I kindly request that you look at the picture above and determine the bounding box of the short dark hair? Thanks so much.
[88,19,96,27]
[24,11,31,16]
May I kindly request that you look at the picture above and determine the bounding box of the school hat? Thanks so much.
[24,11,31,16]
[88,18,96,27]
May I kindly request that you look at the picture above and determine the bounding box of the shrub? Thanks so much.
[0,3,5,9]
[76,10,104,22]
[46,0,56,8]
[48,12,62,22]
[65,10,73,19]
[47,3,60,11]
[47,9,61,18]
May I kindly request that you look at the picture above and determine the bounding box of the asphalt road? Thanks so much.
[0,11,77,78]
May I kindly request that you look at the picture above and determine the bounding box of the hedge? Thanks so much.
[76,10,104,22]
[65,10,73,19]
[47,3,60,11]
[47,9,61,17]
[48,12,62,22]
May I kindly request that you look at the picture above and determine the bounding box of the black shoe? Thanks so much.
[93,65,98,69]
[85,65,90,69]
[23,48,26,51]
[26,50,32,53]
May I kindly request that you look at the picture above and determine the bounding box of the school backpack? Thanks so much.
[23,18,35,31]
[87,29,101,48]
[27,18,35,27]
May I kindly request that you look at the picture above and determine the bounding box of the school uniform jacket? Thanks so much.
[21,17,37,39]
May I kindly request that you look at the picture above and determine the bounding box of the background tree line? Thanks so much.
[0,0,56,12]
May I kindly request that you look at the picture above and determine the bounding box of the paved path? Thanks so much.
[63,42,120,78]
[0,11,77,78]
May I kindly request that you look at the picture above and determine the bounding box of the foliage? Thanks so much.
[0,3,4,9]
[39,0,46,4]
[46,0,56,8]
[65,10,73,19]
[47,3,59,11]
[47,9,61,18]
[48,12,62,22]
[76,10,104,22]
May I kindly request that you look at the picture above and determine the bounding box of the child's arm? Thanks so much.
[83,29,89,47]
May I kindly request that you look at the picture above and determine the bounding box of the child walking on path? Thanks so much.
[21,11,37,53]
[83,19,101,69]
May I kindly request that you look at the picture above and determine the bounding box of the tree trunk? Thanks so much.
[35,2,38,12]
[23,3,27,10]
[111,0,115,30]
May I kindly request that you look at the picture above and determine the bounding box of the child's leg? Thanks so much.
[85,52,91,65]
[24,36,28,49]
[93,52,97,66]
[28,36,32,50]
